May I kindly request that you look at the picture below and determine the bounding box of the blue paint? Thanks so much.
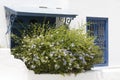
[17,12,77,18]
[86,17,108,66]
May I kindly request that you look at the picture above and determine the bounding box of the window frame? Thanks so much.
[86,17,108,66]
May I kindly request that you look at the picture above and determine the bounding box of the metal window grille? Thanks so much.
[87,17,108,66]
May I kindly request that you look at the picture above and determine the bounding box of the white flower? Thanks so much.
[23,58,27,62]
[50,53,53,57]
[63,51,67,56]
[30,40,33,43]
[67,47,70,50]
[51,51,55,54]
[79,56,83,60]
[78,32,81,34]
[56,42,59,45]
[56,31,59,34]
[75,40,78,42]
[33,55,39,60]
[29,53,32,55]
[39,35,43,38]
[23,45,26,47]
[50,52,55,57]
[52,42,55,45]
[33,35,36,38]
[75,64,80,69]
[68,67,72,70]
[69,53,72,56]
[90,55,94,59]
[50,44,54,47]
[41,43,44,45]
[31,65,35,69]
[53,60,56,62]
[37,36,40,39]
[39,46,41,48]
[45,56,48,59]
[23,36,26,39]
[28,62,30,65]
[50,35,53,37]
[70,59,74,63]
[59,49,62,52]
[28,49,30,51]
[22,41,24,43]
[61,39,64,42]
[55,64,60,70]
[82,58,87,64]
[71,43,75,47]
[31,44,36,48]
[85,54,89,57]
[41,51,45,55]
[82,53,85,56]
[63,61,67,65]
[58,55,61,58]
[69,63,72,66]
[41,59,46,63]
[33,57,38,61]
[22,56,25,60]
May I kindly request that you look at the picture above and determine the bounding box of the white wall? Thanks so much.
[28,67,120,80]
[0,0,69,9]
[0,5,8,47]
[69,0,120,67]
[0,48,28,80]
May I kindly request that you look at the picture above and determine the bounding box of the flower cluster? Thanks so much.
[11,24,102,74]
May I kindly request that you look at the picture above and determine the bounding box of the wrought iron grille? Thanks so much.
[87,17,108,66]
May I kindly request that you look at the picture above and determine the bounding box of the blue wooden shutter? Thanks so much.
[87,17,108,66]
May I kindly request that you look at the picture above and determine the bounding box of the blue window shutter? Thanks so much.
[86,17,108,66]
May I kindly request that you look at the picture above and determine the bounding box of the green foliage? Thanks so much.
[11,23,102,74]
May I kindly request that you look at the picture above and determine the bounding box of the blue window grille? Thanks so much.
[86,17,108,66]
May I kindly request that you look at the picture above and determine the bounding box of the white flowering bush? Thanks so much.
[11,23,102,74]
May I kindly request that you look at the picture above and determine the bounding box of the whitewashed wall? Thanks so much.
[0,48,28,80]
[0,0,69,9]
[0,5,9,48]
[69,0,120,67]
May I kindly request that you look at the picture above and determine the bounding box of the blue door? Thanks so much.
[87,17,108,66]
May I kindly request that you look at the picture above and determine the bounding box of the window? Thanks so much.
[11,16,57,48]
[29,19,38,24]
[10,16,76,48]
[5,6,77,48]
[86,17,108,66]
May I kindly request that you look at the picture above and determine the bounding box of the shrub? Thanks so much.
[11,23,102,74]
